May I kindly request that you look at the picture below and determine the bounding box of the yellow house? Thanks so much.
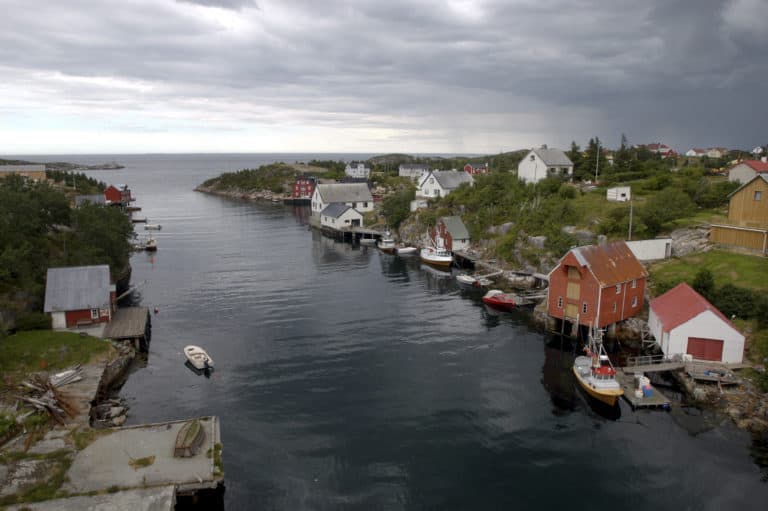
[711,175,768,254]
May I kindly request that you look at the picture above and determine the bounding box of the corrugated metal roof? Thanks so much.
[441,216,470,240]
[432,170,473,190]
[316,183,373,203]
[320,203,352,218]
[570,241,647,286]
[533,148,573,167]
[743,160,768,172]
[44,265,112,312]
[650,282,734,332]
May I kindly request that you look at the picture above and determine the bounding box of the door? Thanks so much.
[686,337,724,361]
[565,303,579,319]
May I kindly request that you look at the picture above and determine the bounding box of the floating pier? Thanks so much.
[616,369,671,409]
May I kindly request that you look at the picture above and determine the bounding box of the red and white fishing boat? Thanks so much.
[573,328,623,406]
[420,234,453,268]
[481,289,518,311]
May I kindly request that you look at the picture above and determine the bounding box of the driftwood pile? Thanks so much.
[18,374,79,424]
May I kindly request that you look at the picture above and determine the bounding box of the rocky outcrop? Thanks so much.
[670,227,710,257]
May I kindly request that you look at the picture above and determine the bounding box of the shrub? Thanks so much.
[15,312,50,331]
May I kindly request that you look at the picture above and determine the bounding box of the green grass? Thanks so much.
[649,250,768,293]
[0,330,112,393]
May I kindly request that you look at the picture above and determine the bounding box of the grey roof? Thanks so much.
[441,216,470,240]
[430,170,473,190]
[399,163,431,170]
[321,203,353,218]
[74,194,106,207]
[44,265,112,312]
[532,148,573,167]
[316,183,373,203]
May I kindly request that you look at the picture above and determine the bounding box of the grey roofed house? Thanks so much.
[74,194,106,207]
[316,183,373,203]
[430,170,473,190]
[321,203,353,218]
[441,216,470,240]
[399,163,431,170]
[44,265,112,312]
[532,147,573,166]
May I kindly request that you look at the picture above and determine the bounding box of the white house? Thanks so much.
[648,283,744,364]
[320,203,363,230]
[728,159,768,184]
[345,162,370,179]
[685,148,706,157]
[517,146,573,184]
[706,147,728,159]
[606,186,631,202]
[752,146,764,155]
[398,163,431,181]
[417,170,473,198]
[311,183,374,215]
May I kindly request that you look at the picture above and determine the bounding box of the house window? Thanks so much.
[615,284,621,294]
[632,296,638,307]
[90,308,99,319]
[529,155,535,161]
[363,202,368,208]
[557,296,563,308]
[612,303,617,313]
[756,191,763,201]
[632,279,637,289]
[582,302,588,314]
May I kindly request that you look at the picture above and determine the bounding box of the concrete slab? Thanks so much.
[6,485,175,511]
[27,429,72,455]
[63,416,220,494]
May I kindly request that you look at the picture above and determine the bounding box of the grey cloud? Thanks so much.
[1,0,766,152]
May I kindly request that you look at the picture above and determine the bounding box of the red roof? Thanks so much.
[650,282,733,332]
[743,160,768,172]
[569,240,647,286]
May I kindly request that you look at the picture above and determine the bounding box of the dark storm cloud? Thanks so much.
[1,0,766,152]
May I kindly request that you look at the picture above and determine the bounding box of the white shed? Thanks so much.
[606,186,631,202]
[648,283,744,364]
[320,204,363,230]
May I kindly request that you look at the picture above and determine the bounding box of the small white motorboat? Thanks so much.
[144,224,162,230]
[359,238,377,246]
[184,345,214,370]
[145,237,157,252]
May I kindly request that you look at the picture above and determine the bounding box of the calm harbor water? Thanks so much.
[16,154,768,509]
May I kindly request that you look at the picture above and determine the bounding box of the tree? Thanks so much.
[567,141,584,180]
[639,188,695,236]
[381,188,415,229]
[692,269,715,302]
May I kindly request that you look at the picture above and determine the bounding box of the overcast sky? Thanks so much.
[1,0,766,155]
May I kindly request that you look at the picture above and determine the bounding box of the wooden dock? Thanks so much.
[103,307,151,351]
[616,370,671,409]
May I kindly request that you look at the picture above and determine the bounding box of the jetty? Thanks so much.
[103,306,151,351]
[615,369,671,409]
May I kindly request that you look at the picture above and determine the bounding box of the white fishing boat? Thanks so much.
[395,245,417,255]
[456,273,492,289]
[420,246,453,268]
[184,345,214,370]
[144,224,162,230]
[572,328,623,406]
[378,233,397,254]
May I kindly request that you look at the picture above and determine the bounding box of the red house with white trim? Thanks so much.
[547,241,647,328]
[464,162,488,175]
[104,184,132,206]
[648,283,744,363]
[292,176,316,200]
[44,265,116,330]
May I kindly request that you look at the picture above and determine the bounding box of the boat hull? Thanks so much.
[482,296,516,311]
[572,367,623,406]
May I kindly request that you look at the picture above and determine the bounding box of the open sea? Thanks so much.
[12,153,768,510]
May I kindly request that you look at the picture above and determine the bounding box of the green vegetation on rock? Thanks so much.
[200,163,296,194]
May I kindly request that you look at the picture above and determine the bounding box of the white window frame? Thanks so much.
[90,308,99,319]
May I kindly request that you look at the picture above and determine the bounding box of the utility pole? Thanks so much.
[594,138,600,184]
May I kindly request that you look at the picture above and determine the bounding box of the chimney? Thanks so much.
[762,156,767,163]
[541,144,548,149]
